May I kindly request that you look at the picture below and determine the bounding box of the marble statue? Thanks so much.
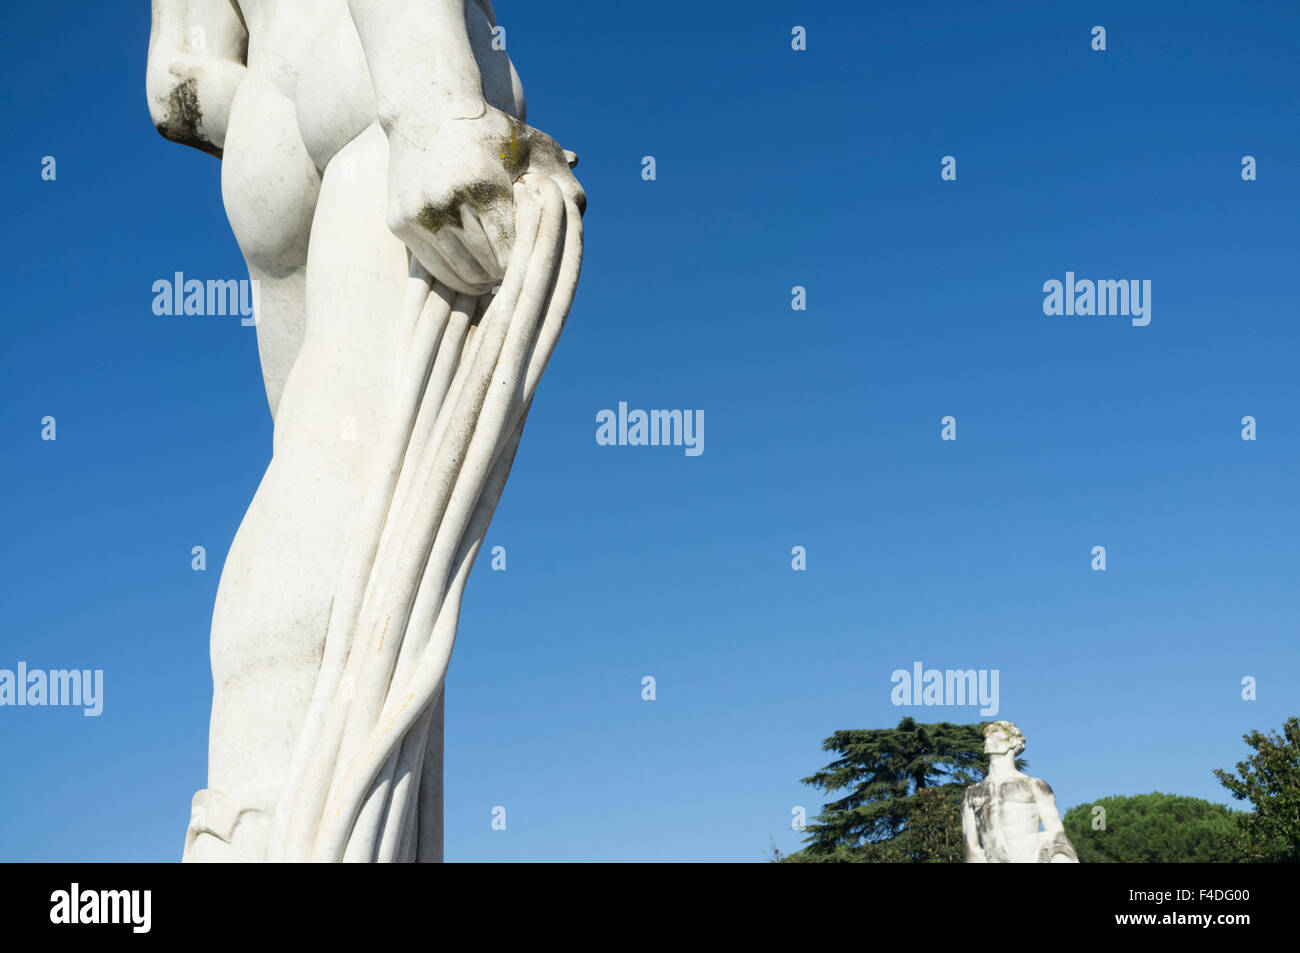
[961,721,1079,863]
[146,0,584,862]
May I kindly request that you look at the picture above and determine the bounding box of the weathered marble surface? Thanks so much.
[147,0,583,862]
[962,721,1079,863]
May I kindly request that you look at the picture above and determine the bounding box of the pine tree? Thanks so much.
[783,718,1014,863]
[1063,793,1247,863]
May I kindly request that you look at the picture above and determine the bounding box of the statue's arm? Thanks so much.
[960,790,988,863]
[346,1,584,296]
[1032,779,1080,861]
[1032,779,1067,836]
[147,0,248,158]
[347,0,490,134]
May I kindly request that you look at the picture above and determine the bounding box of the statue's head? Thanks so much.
[983,720,1025,756]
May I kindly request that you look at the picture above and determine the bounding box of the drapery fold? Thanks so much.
[263,176,583,862]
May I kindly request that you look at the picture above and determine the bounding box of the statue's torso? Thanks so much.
[965,776,1053,862]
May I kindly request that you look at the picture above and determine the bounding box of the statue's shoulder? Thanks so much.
[1028,776,1055,796]
[963,779,991,802]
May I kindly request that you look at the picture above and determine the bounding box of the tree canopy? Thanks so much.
[1214,716,1300,863]
[1062,793,1248,863]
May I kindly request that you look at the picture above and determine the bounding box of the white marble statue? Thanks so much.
[146,0,584,862]
[961,721,1079,863]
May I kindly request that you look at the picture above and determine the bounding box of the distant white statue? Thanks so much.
[961,721,1079,863]
[147,0,584,862]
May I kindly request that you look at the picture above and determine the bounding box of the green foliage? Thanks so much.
[1063,793,1248,863]
[780,787,965,863]
[1214,716,1300,863]
[782,718,1009,863]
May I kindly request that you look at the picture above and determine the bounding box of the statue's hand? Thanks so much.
[385,107,585,295]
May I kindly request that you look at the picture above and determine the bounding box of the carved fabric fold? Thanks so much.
[264,176,583,862]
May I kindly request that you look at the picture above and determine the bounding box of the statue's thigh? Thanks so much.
[204,125,407,799]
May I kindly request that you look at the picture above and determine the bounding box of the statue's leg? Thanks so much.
[189,92,406,862]
[185,73,327,864]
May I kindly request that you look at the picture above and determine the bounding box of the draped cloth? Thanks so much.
[254,175,583,862]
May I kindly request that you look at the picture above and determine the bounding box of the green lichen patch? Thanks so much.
[416,180,510,235]
[495,118,530,179]
[155,77,222,158]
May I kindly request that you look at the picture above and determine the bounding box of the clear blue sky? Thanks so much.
[1,1,1298,861]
